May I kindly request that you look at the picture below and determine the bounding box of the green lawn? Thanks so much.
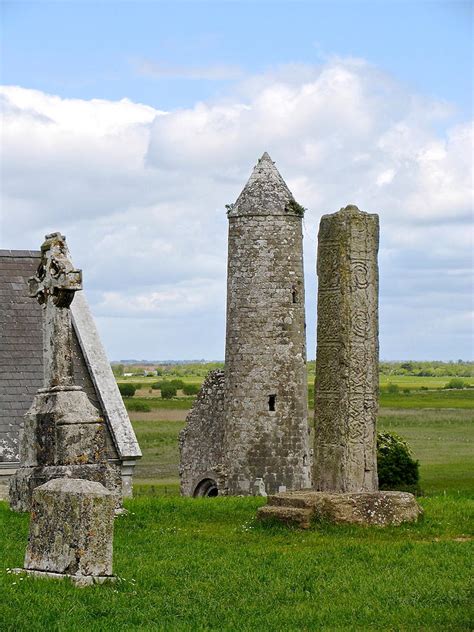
[1,495,472,631]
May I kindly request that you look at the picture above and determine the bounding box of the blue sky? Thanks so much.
[1,1,472,360]
[3,1,472,116]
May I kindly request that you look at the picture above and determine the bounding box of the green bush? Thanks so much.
[403,388,411,394]
[151,379,184,391]
[444,378,466,390]
[183,383,200,396]
[169,379,185,390]
[160,383,177,399]
[126,401,151,412]
[377,431,420,493]
[386,383,400,394]
[118,383,137,397]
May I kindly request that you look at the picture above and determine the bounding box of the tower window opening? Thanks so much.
[268,394,276,411]
[292,286,298,304]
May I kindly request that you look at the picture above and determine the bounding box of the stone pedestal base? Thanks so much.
[9,462,121,512]
[257,490,423,528]
[12,568,115,587]
[20,478,115,584]
[9,386,123,512]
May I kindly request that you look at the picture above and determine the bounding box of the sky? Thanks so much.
[1,0,472,361]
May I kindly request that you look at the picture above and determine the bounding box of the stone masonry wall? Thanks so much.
[179,370,226,496]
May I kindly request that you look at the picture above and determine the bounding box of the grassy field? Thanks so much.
[0,371,472,630]
[125,385,474,413]
[120,374,473,390]
[1,495,472,631]
[379,409,473,495]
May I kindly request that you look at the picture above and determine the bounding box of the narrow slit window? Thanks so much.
[292,285,298,304]
[268,394,276,411]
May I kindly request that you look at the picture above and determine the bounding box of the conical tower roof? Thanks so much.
[228,153,305,218]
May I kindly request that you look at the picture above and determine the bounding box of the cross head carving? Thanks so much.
[29,233,82,308]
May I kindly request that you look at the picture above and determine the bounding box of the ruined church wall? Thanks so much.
[223,214,311,495]
[179,370,226,496]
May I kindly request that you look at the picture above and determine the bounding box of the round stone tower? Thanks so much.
[223,152,312,495]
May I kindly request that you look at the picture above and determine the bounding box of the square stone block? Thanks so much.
[24,478,115,579]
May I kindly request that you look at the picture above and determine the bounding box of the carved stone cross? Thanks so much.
[29,233,82,389]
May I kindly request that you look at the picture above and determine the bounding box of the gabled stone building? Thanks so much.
[0,248,141,498]
[180,153,312,496]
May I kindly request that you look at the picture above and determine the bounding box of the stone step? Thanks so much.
[266,493,313,508]
[256,505,313,529]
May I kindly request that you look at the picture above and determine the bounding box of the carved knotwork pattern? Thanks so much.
[317,245,340,291]
[316,344,345,393]
[314,395,345,445]
[317,292,342,342]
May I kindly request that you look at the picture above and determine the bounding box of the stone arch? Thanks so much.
[193,477,219,497]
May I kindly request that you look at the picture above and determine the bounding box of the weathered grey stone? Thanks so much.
[179,370,226,497]
[257,505,313,528]
[9,462,121,513]
[257,490,423,527]
[18,389,106,467]
[9,233,121,511]
[314,205,379,493]
[21,478,115,583]
[179,154,312,496]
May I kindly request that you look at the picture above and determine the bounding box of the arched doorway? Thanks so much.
[193,478,219,497]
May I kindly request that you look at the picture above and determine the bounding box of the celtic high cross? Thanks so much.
[29,232,82,389]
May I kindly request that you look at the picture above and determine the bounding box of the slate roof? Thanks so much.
[0,251,42,463]
[0,250,141,468]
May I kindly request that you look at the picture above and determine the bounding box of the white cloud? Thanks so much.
[1,58,472,360]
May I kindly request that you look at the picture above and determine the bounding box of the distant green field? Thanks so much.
[125,385,474,414]
[119,374,473,390]
[133,419,184,485]
[379,409,473,495]
[378,375,473,389]
[379,388,474,409]
[307,384,474,410]
[124,396,193,410]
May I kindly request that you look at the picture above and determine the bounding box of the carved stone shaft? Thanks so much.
[314,205,379,492]
[28,232,82,389]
